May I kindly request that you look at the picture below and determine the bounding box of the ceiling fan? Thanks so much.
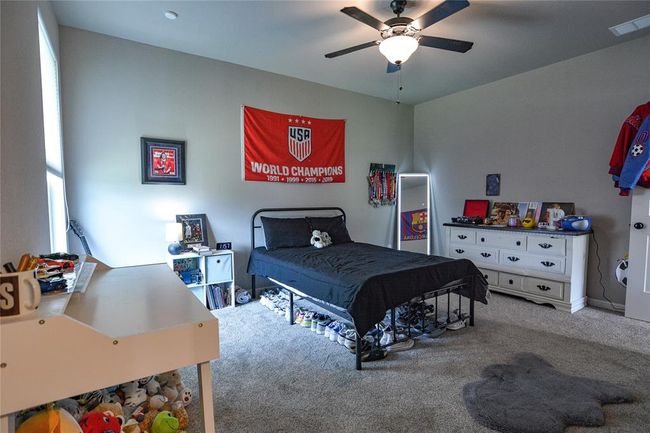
[325,0,474,73]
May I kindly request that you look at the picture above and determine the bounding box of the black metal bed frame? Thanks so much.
[250,207,475,370]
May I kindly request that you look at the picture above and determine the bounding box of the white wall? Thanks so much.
[60,27,413,286]
[414,35,650,305]
[0,1,58,264]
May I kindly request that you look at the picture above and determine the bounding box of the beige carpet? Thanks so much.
[181,292,650,433]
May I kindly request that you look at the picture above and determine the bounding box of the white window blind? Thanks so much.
[38,13,68,253]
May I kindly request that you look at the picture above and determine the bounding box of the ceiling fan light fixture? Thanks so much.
[379,35,419,65]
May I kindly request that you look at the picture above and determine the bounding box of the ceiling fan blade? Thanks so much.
[411,0,470,31]
[341,6,389,31]
[387,62,401,73]
[325,41,380,59]
[418,35,473,53]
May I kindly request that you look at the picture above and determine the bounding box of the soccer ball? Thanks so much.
[615,259,628,287]
[631,143,644,157]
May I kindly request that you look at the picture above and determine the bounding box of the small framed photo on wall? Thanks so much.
[176,214,209,248]
[486,173,501,196]
[141,137,186,185]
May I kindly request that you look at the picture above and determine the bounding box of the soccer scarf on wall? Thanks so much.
[242,106,345,183]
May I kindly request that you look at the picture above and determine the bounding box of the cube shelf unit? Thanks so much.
[166,250,235,310]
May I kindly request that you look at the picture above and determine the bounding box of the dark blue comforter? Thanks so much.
[247,242,488,335]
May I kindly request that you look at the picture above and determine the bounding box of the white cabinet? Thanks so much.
[445,224,589,313]
[166,250,235,310]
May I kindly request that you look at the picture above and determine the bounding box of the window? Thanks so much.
[38,13,67,253]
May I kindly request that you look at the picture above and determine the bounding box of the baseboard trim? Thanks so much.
[587,297,625,312]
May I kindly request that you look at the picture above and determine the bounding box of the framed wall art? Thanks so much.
[486,173,501,196]
[141,137,186,185]
[176,214,209,248]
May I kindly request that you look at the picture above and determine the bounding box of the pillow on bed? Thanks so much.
[306,216,353,244]
[261,216,312,250]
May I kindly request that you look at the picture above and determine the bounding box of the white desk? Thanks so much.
[0,258,220,433]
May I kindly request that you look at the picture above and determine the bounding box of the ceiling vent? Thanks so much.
[609,13,650,36]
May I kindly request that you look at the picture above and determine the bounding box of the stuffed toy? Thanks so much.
[151,411,181,433]
[177,388,192,407]
[147,395,168,411]
[158,371,182,390]
[79,411,124,433]
[161,385,178,403]
[169,407,188,431]
[90,403,123,418]
[56,398,86,421]
[138,409,158,433]
[138,376,161,396]
[17,408,82,433]
[310,230,332,248]
[122,419,141,433]
[120,381,147,411]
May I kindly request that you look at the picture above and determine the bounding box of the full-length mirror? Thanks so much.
[397,173,430,254]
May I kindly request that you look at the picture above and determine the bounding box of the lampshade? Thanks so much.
[379,35,419,65]
[165,222,182,242]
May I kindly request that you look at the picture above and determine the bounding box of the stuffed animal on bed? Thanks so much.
[310,230,332,248]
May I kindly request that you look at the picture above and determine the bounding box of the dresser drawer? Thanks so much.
[450,228,476,244]
[527,236,566,256]
[450,246,498,265]
[499,251,566,274]
[206,253,233,283]
[477,232,526,251]
[498,272,524,290]
[478,268,498,285]
[523,277,564,300]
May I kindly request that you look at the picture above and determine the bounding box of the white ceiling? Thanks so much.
[52,0,650,105]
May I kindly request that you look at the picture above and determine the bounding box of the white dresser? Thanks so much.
[444,224,590,312]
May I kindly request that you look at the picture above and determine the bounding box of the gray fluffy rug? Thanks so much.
[463,353,634,433]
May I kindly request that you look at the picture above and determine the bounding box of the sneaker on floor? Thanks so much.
[387,338,415,352]
[329,322,343,342]
[295,310,305,325]
[337,325,349,345]
[301,312,314,328]
[316,316,331,335]
[310,314,321,332]
[447,319,467,331]
[343,329,358,351]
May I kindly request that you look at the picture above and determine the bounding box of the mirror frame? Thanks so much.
[397,173,431,255]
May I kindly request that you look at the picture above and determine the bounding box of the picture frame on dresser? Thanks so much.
[176,214,209,248]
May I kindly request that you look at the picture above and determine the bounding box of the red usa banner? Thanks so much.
[243,106,345,183]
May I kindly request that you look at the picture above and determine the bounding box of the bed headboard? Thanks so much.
[251,207,346,251]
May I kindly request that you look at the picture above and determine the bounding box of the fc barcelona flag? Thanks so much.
[243,106,345,183]
[401,209,428,241]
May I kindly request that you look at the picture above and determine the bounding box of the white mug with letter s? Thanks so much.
[0,270,41,319]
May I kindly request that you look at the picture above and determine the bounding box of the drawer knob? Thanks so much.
[509,279,514,285]
[480,237,485,242]
[537,284,551,291]
[516,241,521,246]
[541,261,555,267]
[538,243,552,249]
[455,249,465,254]
[458,235,467,240]
[481,252,492,258]
[483,274,488,279]
[507,256,520,262]
[217,260,221,263]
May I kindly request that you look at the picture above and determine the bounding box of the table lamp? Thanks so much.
[166,222,183,255]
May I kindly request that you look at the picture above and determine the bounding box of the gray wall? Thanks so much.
[0,1,58,264]
[60,27,414,286]
[414,34,650,305]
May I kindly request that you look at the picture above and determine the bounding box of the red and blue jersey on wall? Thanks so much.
[609,102,650,196]
[618,116,650,196]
